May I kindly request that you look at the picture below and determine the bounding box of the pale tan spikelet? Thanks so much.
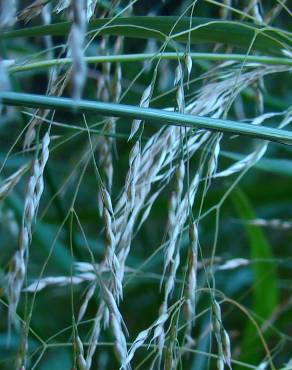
[100,285,128,366]
[217,357,225,370]
[185,53,192,87]
[221,328,232,368]
[6,131,50,325]
[85,306,103,370]
[163,160,185,274]
[76,335,87,370]
[24,275,85,292]
[174,64,185,113]
[7,249,26,327]
[123,313,169,367]
[98,135,114,191]
[129,84,152,139]
[218,258,249,270]
[78,283,97,322]
[101,188,121,297]
[184,222,198,332]
[212,300,232,368]
[125,141,141,210]
[207,135,221,180]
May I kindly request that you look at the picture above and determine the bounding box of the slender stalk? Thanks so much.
[1,91,292,145]
[8,52,292,74]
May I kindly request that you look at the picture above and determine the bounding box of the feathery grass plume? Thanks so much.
[6,131,50,327]
[69,0,87,101]
[0,0,17,28]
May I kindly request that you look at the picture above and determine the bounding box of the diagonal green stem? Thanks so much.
[1,91,292,145]
[8,52,292,74]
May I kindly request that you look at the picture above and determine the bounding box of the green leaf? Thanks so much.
[231,189,278,365]
[1,17,291,55]
[1,92,292,145]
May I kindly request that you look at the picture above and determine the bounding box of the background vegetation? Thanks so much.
[0,1,291,369]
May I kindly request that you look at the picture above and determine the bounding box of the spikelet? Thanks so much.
[75,335,86,370]
[123,313,169,367]
[129,82,153,140]
[125,141,141,210]
[163,160,185,274]
[212,300,232,369]
[174,63,185,113]
[185,53,192,87]
[184,223,198,334]
[85,306,103,370]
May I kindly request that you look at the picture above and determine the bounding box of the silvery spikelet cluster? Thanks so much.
[6,131,50,327]
[22,60,290,368]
